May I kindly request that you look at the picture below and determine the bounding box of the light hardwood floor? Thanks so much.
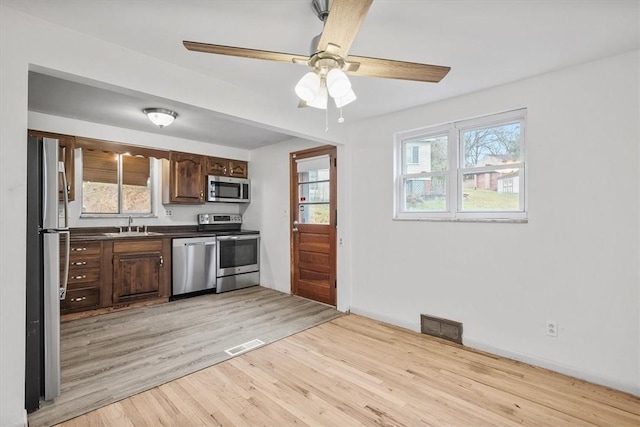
[57,314,639,426]
[29,287,342,427]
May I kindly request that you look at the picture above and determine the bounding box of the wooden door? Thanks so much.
[290,146,337,306]
[170,151,204,203]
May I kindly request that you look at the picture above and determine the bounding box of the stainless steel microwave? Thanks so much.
[207,176,250,203]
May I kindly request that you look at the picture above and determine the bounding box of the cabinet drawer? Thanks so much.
[66,267,100,285]
[68,257,101,269]
[69,242,101,256]
[61,288,100,312]
[113,239,163,253]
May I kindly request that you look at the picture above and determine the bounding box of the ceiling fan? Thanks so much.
[183,0,450,112]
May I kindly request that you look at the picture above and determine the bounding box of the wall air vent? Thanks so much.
[420,314,463,344]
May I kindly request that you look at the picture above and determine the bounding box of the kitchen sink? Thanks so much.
[102,231,164,238]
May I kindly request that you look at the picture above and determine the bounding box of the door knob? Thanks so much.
[292,228,299,232]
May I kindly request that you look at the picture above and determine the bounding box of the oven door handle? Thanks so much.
[216,235,258,241]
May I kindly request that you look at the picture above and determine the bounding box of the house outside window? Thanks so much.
[394,109,526,220]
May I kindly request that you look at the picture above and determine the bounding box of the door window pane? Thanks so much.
[298,203,330,224]
[299,181,329,203]
[296,155,330,225]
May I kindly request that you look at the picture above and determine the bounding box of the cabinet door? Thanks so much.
[169,152,204,203]
[113,251,162,303]
[228,160,248,178]
[113,239,165,304]
[206,157,228,176]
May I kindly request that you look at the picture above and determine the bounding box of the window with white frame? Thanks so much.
[394,109,526,220]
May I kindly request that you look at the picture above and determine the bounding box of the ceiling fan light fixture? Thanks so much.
[295,71,321,102]
[308,84,328,109]
[326,68,351,98]
[143,108,177,128]
[334,88,357,108]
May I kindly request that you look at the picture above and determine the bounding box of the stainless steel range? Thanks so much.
[198,214,260,293]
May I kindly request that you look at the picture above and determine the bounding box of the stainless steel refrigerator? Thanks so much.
[25,136,70,412]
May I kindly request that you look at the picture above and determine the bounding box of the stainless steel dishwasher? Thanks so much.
[172,236,217,297]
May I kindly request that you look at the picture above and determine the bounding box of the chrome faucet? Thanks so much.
[127,216,133,232]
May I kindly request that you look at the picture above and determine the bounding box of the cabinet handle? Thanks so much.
[159,256,164,267]
[73,275,87,280]
[72,261,87,266]
[72,247,87,251]
[70,296,87,302]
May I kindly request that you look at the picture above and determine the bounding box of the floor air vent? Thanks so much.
[224,339,265,356]
[420,314,463,344]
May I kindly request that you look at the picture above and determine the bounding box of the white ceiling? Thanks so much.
[9,0,640,149]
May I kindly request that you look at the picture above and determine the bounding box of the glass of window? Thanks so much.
[403,176,447,212]
[402,136,447,175]
[82,150,152,215]
[297,156,330,224]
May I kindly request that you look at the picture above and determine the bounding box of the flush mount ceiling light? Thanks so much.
[143,108,178,128]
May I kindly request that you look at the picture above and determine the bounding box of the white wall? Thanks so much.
[0,7,338,426]
[243,138,319,293]
[346,50,640,395]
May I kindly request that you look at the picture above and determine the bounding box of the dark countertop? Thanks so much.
[69,226,218,242]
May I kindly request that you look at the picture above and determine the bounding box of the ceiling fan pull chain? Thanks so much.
[338,107,345,124]
[325,106,329,132]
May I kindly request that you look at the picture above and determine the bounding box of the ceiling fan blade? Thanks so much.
[317,0,373,57]
[183,41,309,64]
[346,55,451,83]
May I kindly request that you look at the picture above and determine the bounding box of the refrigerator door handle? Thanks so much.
[60,230,70,300]
[59,161,69,230]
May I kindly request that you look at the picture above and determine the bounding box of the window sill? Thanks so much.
[393,216,528,224]
[80,214,157,219]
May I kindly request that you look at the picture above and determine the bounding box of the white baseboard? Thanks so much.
[4,409,28,427]
[349,306,640,397]
[463,338,640,397]
[349,306,419,332]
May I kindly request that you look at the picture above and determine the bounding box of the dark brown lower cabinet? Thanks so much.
[61,241,103,314]
[112,239,166,304]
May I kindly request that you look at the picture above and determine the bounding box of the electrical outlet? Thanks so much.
[546,320,558,337]
[165,209,172,216]
[339,238,344,247]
